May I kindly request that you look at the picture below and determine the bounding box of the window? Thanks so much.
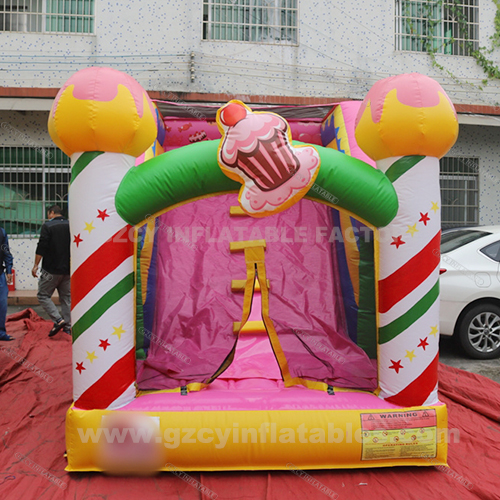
[202,0,298,45]
[395,0,479,56]
[480,241,500,262]
[441,229,489,253]
[0,0,95,34]
[0,147,70,237]
[440,156,479,228]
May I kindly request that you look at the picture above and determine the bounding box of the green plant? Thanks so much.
[491,0,500,50]
[403,0,500,87]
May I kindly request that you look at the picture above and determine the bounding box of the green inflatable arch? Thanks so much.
[115,140,398,227]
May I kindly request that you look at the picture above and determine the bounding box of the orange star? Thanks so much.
[405,350,417,362]
[112,325,125,340]
[86,351,98,363]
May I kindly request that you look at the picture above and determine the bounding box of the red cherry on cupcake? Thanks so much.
[220,103,247,126]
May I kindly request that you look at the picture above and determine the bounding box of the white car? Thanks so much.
[439,226,500,359]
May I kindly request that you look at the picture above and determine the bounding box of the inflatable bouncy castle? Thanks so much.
[48,68,458,472]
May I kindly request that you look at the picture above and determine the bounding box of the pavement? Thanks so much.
[5,295,500,385]
[439,335,500,384]
[7,289,59,307]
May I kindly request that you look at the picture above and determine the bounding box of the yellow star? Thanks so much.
[406,224,419,237]
[84,221,95,234]
[430,201,439,213]
[429,325,439,337]
[86,351,98,363]
[112,325,126,340]
[405,350,417,362]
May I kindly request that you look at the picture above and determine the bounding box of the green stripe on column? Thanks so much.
[71,151,104,185]
[384,156,425,183]
[356,230,377,359]
[72,273,135,342]
[378,280,439,344]
[135,234,146,360]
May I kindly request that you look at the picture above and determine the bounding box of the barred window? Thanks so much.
[395,0,479,56]
[0,147,70,237]
[202,0,298,45]
[0,0,95,34]
[440,156,479,228]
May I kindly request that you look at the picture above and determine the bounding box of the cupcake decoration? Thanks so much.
[216,100,321,217]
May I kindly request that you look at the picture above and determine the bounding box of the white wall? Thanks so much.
[447,124,500,226]
[9,238,38,291]
[0,111,53,146]
[0,0,499,106]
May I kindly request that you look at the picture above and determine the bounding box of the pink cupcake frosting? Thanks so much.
[217,101,321,216]
[220,108,300,192]
[221,113,284,162]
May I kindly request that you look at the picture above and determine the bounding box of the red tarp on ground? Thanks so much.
[1,309,499,500]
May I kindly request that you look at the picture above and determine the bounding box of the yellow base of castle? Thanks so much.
[65,402,448,472]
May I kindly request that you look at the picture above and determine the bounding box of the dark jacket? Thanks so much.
[36,216,70,275]
[0,227,13,275]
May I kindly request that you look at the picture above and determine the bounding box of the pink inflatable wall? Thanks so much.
[162,117,323,151]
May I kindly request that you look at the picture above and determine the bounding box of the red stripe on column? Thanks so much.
[385,353,439,407]
[71,226,133,309]
[74,348,135,410]
[378,231,440,314]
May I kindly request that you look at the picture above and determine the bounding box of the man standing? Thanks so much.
[0,225,14,341]
[32,205,71,337]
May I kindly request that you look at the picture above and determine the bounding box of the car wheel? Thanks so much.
[458,303,500,359]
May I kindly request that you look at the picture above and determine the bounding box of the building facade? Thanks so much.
[1,0,499,289]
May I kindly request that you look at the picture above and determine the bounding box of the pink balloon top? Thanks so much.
[51,66,152,118]
[355,73,457,126]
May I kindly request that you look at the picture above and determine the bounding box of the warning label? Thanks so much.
[361,410,437,461]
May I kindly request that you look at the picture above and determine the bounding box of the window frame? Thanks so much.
[395,0,479,57]
[0,146,71,238]
[439,156,480,229]
[202,0,299,46]
[479,240,500,263]
[0,0,95,35]
[440,229,489,253]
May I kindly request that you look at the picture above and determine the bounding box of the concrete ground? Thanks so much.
[439,335,500,384]
[6,303,500,385]
[8,303,50,319]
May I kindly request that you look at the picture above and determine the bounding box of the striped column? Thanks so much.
[377,155,441,407]
[70,151,136,410]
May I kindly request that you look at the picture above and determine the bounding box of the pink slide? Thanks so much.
[136,193,376,392]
